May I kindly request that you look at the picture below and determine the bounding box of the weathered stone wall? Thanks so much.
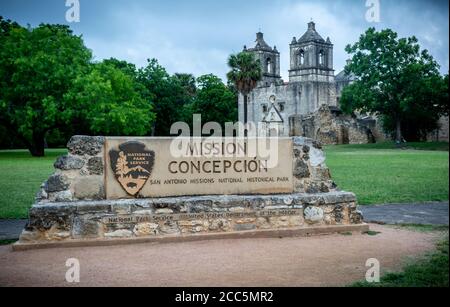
[36,136,106,203]
[363,116,388,143]
[292,137,337,194]
[428,116,449,142]
[20,193,363,243]
[289,106,376,145]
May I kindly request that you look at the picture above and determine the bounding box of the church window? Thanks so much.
[319,50,325,66]
[266,58,272,73]
[278,103,285,112]
[262,104,268,113]
[299,50,305,66]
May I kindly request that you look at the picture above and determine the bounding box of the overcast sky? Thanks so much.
[1,0,448,80]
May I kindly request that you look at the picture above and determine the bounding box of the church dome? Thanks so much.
[297,22,326,43]
[247,32,278,53]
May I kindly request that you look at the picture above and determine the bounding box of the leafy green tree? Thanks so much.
[0,17,91,156]
[137,59,191,136]
[64,61,155,136]
[185,74,237,131]
[226,52,262,130]
[382,73,448,141]
[102,58,138,77]
[173,73,197,97]
[341,28,448,143]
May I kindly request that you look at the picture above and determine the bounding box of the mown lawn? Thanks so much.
[325,142,449,205]
[0,149,66,219]
[0,142,448,219]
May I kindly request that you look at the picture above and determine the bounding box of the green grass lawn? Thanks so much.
[0,149,66,219]
[0,142,448,219]
[325,142,449,205]
[326,141,449,152]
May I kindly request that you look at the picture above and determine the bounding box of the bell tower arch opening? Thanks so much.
[266,57,272,74]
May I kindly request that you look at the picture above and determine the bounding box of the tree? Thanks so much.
[64,61,155,136]
[341,28,448,143]
[0,17,92,156]
[383,73,448,141]
[173,73,197,97]
[137,59,192,136]
[226,52,262,134]
[102,58,138,78]
[116,152,129,178]
[185,74,237,131]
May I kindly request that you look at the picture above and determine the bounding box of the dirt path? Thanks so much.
[0,225,441,287]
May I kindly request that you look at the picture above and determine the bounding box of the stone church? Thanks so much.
[238,22,385,144]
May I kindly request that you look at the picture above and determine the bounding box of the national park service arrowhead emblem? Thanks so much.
[109,142,155,197]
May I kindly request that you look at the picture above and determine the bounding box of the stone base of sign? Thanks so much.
[13,224,369,251]
[14,192,367,251]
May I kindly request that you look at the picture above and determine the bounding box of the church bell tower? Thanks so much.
[289,21,334,81]
[288,22,336,112]
[245,32,282,87]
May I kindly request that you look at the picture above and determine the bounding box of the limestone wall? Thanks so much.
[428,116,449,142]
[289,106,377,145]
[239,81,336,137]
[292,137,337,193]
[36,136,106,203]
[20,193,363,243]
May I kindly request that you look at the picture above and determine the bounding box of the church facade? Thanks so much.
[238,22,381,144]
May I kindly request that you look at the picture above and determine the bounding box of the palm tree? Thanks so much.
[227,52,262,136]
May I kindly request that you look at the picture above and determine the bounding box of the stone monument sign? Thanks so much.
[13,136,367,250]
[105,138,294,199]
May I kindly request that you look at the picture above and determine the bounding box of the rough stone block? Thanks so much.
[304,206,324,224]
[19,230,43,242]
[256,217,271,229]
[68,136,105,156]
[208,219,232,232]
[45,174,70,193]
[159,222,180,235]
[87,157,104,175]
[73,176,104,200]
[72,218,101,238]
[54,155,85,170]
[133,223,159,236]
[54,190,73,202]
[293,159,310,178]
[155,208,174,215]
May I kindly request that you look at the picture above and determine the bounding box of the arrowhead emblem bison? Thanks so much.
[109,142,155,197]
